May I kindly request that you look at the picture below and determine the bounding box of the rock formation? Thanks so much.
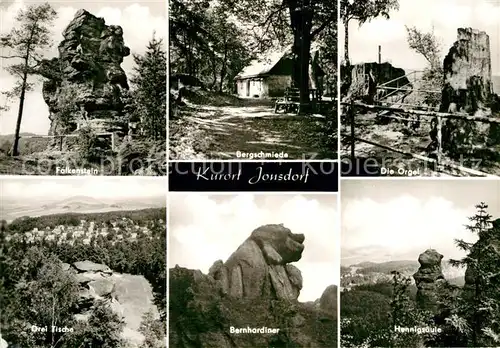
[319,284,337,314]
[39,9,132,144]
[341,62,410,103]
[413,249,445,312]
[209,223,305,300]
[66,260,159,347]
[441,28,494,114]
[169,265,337,348]
[435,28,500,157]
[169,224,337,347]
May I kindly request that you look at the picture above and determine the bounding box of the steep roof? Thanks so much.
[235,43,322,80]
[236,48,289,79]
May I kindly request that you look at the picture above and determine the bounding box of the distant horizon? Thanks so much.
[341,180,500,268]
[1,177,167,200]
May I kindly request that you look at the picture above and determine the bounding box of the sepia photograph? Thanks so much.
[0,0,167,176]
[340,0,500,177]
[341,179,500,347]
[169,0,337,161]
[168,193,338,347]
[0,177,167,347]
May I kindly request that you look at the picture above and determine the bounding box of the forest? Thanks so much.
[169,0,338,160]
[0,208,166,348]
[341,203,500,348]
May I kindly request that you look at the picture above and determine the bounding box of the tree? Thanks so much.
[169,0,252,95]
[139,310,165,348]
[0,3,57,156]
[219,0,337,103]
[207,6,252,92]
[406,26,441,70]
[450,203,500,347]
[389,271,425,347]
[130,35,167,142]
[66,300,126,348]
[406,26,443,107]
[340,0,399,66]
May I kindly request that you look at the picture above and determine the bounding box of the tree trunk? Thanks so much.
[219,44,228,93]
[12,64,29,157]
[344,19,350,66]
[289,0,313,105]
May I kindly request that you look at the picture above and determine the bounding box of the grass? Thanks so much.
[169,91,337,160]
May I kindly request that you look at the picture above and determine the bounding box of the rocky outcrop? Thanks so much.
[435,28,500,158]
[39,9,131,142]
[169,265,337,348]
[441,28,494,114]
[319,285,337,314]
[341,62,410,103]
[66,260,159,347]
[413,249,445,312]
[209,224,305,300]
[169,224,337,347]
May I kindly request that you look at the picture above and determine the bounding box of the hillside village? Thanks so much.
[6,216,165,245]
[1,207,167,347]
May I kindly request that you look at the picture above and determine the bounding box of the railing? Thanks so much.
[19,132,116,153]
[374,70,441,105]
[342,100,500,177]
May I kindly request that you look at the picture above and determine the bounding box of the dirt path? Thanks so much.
[170,102,335,160]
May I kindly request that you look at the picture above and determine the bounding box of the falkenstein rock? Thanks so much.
[39,9,131,144]
[169,224,337,348]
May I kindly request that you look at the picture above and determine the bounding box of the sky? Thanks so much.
[1,176,167,199]
[341,179,500,266]
[0,0,167,135]
[169,193,339,302]
[340,0,500,75]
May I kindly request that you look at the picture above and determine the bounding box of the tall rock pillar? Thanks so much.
[413,249,445,312]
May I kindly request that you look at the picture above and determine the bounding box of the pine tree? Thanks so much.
[0,4,57,156]
[389,271,423,347]
[130,35,167,142]
[450,202,500,347]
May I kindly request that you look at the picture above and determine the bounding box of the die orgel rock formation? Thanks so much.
[39,9,132,140]
[209,223,305,300]
[441,28,494,114]
[413,249,445,312]
[437,28,500,156]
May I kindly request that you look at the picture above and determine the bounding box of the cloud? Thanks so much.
[340,0,500,74]
[0,0,166,135]
[168,193,339,302]
[1,177,166,199]
[341,194,477,263]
